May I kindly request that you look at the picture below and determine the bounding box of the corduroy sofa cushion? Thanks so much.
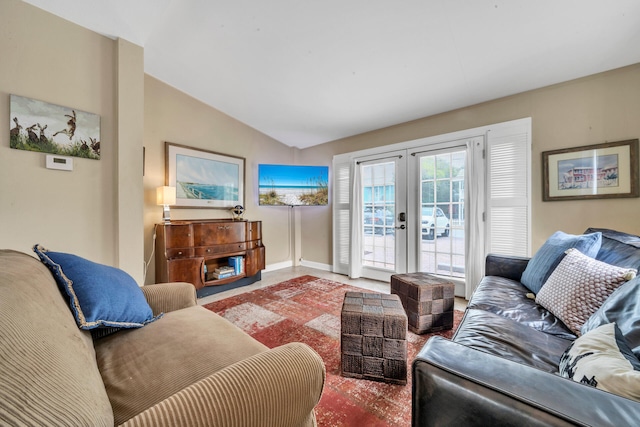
[95,305,269,425]
[0,250,114,426]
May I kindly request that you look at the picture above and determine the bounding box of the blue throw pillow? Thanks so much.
[520,231,602,294]
[34,245,162,330]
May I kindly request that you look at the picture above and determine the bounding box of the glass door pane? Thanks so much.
[419,150,466,278]
[362,161,396,270]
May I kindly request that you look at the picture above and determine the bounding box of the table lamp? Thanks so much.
[157,186,176,223]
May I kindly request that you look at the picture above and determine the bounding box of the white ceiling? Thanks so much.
[22,0,640,149]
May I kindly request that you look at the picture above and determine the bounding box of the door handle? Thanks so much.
[395,224,406,230]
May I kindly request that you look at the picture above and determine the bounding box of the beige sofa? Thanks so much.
[0,250,325,426]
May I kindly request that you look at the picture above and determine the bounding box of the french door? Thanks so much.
[333,118,531,298]
[353,145,468,284]
[407,144,470,296]
[357,151,407,282]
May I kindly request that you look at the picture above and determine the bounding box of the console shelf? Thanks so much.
[155,219,265,292]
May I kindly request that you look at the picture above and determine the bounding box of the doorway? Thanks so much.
[332,118,532,299]
[354,147,467,284]
[414,149,466,280]
[358,152,407,281]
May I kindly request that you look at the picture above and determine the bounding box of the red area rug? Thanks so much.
[203,275,463,427]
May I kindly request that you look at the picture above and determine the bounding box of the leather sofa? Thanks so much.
[0,249,325,426]
[413,228,640,426]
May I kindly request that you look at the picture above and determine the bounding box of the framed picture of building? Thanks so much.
[165,142,245,209]
[542,139,638,201]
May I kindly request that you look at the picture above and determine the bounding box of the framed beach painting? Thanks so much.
[542,139,638,201]
[165,142,245,209]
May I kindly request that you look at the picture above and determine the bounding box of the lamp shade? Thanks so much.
[156,186,176,206]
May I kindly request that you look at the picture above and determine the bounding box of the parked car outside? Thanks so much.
[364,207,395,235]
[421,206,449,239]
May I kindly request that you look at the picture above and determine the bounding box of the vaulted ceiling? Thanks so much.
[22,0,640,148]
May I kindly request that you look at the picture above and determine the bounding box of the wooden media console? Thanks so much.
[155,219,265,297]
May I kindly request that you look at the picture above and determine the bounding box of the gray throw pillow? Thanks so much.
[536,248,636,336]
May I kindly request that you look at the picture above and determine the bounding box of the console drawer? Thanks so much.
[195,242,246,256]
[193,222,246,246]
[165,248,195,259]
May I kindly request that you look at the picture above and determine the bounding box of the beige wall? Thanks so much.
[1,0,301,285]
[0,0,118,264]
[143,76,295,283]
[299,64,640,265]
[1,1,146,282]
[4,0,639,281]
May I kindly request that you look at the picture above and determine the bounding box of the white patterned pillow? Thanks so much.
[559,323,640,401]
[536,248,636,335]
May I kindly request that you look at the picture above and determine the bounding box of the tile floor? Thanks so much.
[198,265,468,312]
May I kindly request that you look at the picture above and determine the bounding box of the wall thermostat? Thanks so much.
[46,155,73,171]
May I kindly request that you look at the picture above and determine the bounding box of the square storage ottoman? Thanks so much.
[340,292,407,385]
[391,273,454,334]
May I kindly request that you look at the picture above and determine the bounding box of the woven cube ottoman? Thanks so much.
[391,273,455,334]
[340,292,407,385]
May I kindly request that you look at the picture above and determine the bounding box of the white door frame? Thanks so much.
[355,150,407,282]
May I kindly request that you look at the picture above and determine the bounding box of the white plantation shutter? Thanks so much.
[486,125,531,257]
[332,158,352,274]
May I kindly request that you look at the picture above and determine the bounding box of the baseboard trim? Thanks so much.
[265,260,333,272]
[264,260,294,272]
[300,259,332,271]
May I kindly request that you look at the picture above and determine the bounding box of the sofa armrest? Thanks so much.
[484,253,530,282]
[141,282,197,315]
[413,337,640,427]
[120,342,325,427]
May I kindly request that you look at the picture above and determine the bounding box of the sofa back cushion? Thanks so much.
[583,277,640,359]
[0,250,113,426]
[586,227,640,269]
[582,229,640,359]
